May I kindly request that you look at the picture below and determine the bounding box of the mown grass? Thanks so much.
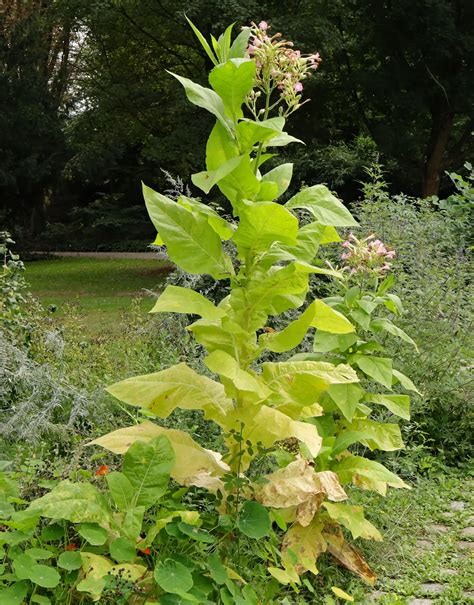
[25,257,170,332]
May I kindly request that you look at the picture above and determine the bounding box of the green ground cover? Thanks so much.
[25,257,169,332]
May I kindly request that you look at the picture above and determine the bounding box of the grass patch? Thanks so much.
[25,257,170,332]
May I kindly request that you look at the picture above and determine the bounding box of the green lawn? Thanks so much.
[25,257,170,332]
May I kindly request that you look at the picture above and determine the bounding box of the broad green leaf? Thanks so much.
[123,436,175,508]
[143,184,232,278]
[209,59,255,119]
[122,506,145,541]
[78,523,108,546]
[143,510,200,547]
[327,383,364,422]
[13,555,60,588]
[233,200,298,254]
[177,195,234,240]
[392,369,421,394]
[267,131,304,147]
[260,163,293,197]
[0,582,28,605]
[90,422,229,491]
[177,522,215,543]
[106,471,134,511]
[371,318,418,351]
[150,285,225,320]
[31,595,51,605]
[169,71,232,132]
[154,558,193,594]
[237,501,271,539]
[208,553,228,585]
[313,331,358,353]
[205,349,270,400]
[352,355,393,389]
[332,455,410,496]
[347,419,404,451]
[270,222,341,266]
[286,185,357,226]
[24,548,54,560]
[58,551,82,570]
[363,393,410,420]
[261,300,354,354]
[28,480,111,526]
[110,537,136,562]
[192,155,244,194]
[106,362,231,423]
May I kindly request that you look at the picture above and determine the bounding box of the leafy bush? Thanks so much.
[344,164,473,463]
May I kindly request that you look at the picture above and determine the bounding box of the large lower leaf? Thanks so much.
[106,362,232,424]
[225,405,322,469]
[281,520,327,575]
[143,184,232,278]
[89,422,229,492]
[122,437,174,508]
[28,481,111,526]
[286,185,357,226]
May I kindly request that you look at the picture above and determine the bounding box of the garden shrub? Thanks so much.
[349,164,473,463]
[0,20,422,603]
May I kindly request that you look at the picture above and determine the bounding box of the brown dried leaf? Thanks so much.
[323,529,377,585]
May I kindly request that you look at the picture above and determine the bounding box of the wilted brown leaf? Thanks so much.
[323,529,377,585]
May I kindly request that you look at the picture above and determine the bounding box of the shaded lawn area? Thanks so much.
[25,257,170,332]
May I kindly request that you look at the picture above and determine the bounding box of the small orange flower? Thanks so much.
[95,465,109,477]
[139,547,151,555]
[65,543,78,551]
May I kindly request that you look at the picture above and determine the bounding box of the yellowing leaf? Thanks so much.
[262,360,358,418]
[89,422,229,491]
[347,419,404,452]
[331,586,354,601]
[281,520,327,575]
[268,565,300,585]
[106,363,232,425]
[149,285,225,320]
[225,406,322,469]
[204,349,271,401]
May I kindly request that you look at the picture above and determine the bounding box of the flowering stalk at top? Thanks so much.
[339,233,396,276]
[245,20,322,120]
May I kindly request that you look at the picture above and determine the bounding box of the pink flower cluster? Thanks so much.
[340,233,396,276]
[245,21,322,117]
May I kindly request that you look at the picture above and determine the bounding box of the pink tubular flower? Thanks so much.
[293,82,303,92]
[258,21,268,31]
[341,240,351,248]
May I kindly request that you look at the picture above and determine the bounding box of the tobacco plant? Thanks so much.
[0,20,418,602]
[93,20,417,590]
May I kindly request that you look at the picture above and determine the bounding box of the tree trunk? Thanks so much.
[422,106,454,197]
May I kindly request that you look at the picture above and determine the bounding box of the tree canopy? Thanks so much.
[1,0,473,242]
